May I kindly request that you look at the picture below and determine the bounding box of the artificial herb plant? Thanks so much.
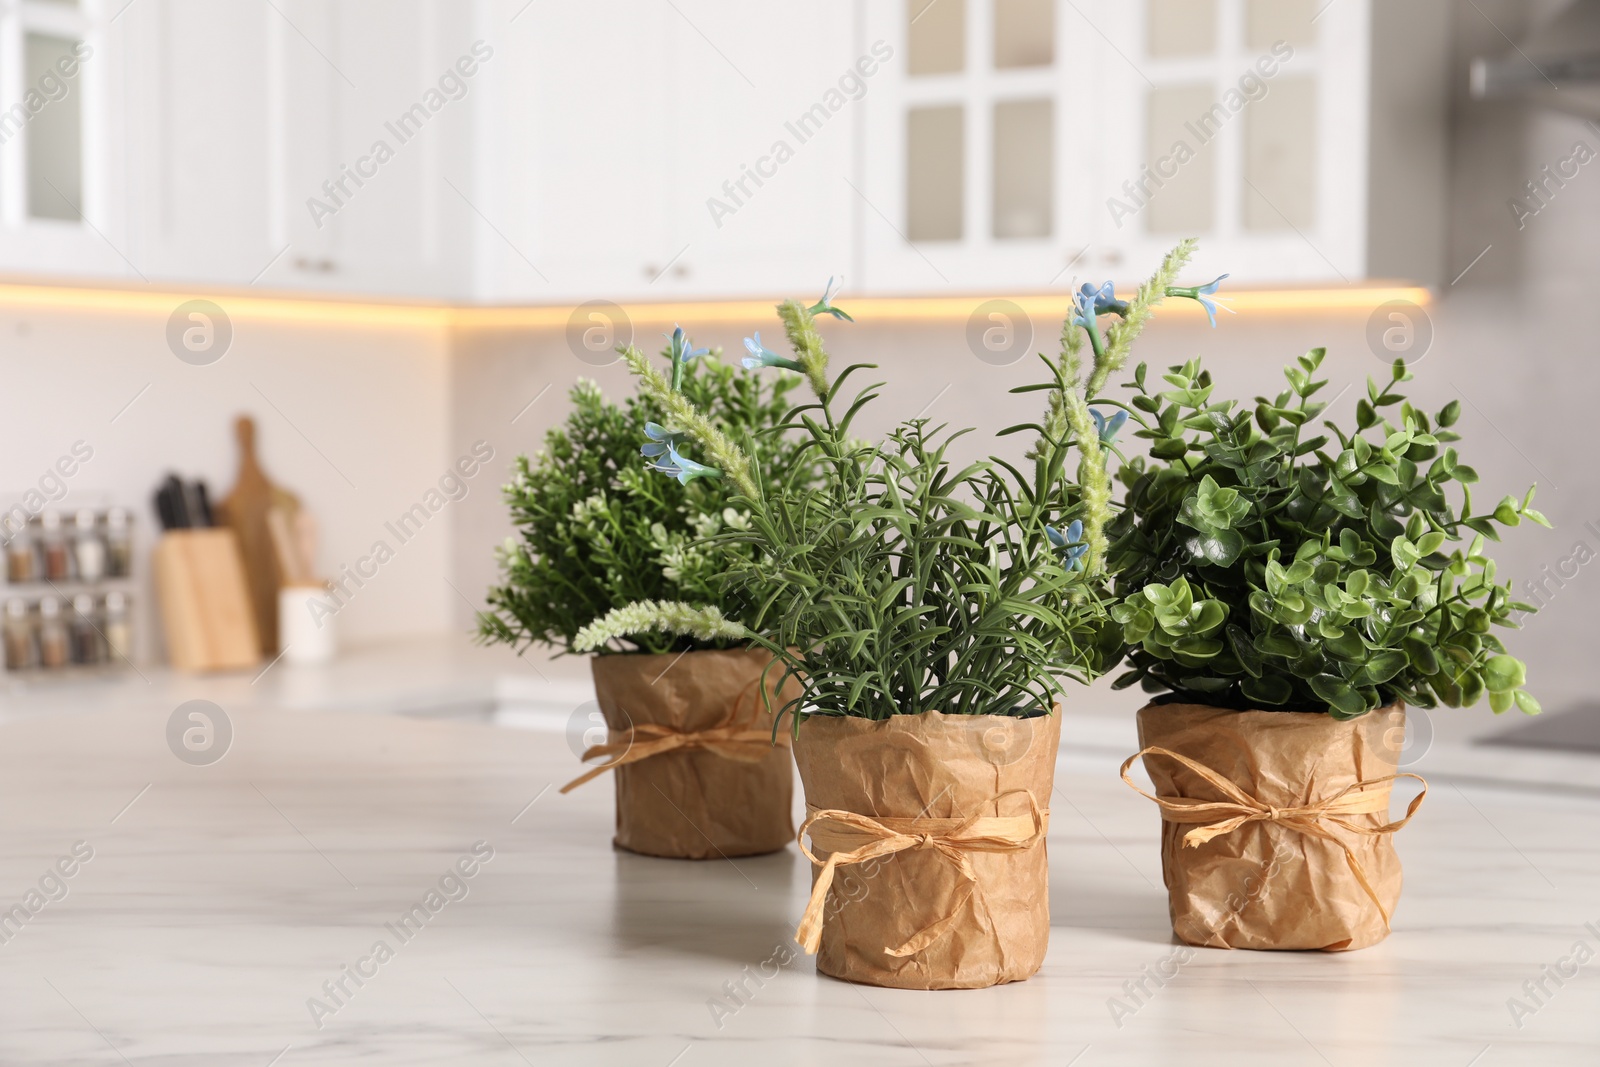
[1106,346,1546,719]
[478,328,808,656]
[582,254,1225,724]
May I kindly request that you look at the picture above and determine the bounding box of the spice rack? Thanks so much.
[2,505,137,673]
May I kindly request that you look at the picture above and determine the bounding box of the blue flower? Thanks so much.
[640,421,686,458]
[741,332,803,372]
[1080,281,1129,317]
[647,445,722,485]
[1069,284,1112,355]
[1166,274,1230,327]
[1090,407,1128,443]
[1072,280,1127,332]
[1070,286,1099,332]
[807,276,854,322]
[667,325,712,364]
[1046,519,1088,571]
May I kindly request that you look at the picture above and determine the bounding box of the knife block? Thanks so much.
[153,529,261,672]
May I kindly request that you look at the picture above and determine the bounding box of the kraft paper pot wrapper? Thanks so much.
[792,708,1060,989]
[585,648,798,860]
[1134,702,1414,951]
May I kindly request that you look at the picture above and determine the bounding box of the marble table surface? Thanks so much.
[1,658,1597,1065]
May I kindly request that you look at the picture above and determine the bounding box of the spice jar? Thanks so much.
[40,511,70,582]
[38,596,68,669]
[71,594,102,665]
[4,599,35,670]
[105,508,133,578]
[103,592,132,662]
[6,518,37,583]
[73,510,106,583]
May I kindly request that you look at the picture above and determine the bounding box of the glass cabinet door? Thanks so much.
[862,0,1098,292]
[867,0,1374,292]
[1092,0,1369,283]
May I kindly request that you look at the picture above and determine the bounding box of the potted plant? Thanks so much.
[478,329,810,860]
[602,258,1213,988]
[1108,333,1546,950]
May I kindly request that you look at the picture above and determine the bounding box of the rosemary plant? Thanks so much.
[586,259,1221,724]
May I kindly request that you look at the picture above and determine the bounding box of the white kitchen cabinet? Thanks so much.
[478,0,857,304]
[470,0,670,304]
[2,0,1449,301]
[5,0,477,297]
[857,0,1451,293]
[857,0,1100,293]
[261,0,480,299]
[0,0,126,279]
[1091,0,1451,287]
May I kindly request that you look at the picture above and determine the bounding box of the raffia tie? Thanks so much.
[1120,746,1427,928]
[560,679,773,794]
[794,789,1047,956]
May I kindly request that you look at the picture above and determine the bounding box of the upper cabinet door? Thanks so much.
[0,0,126,278]
[484,0,857,304]
[267,0,480,298]
[1092,0,1371,285]
[47,0,477,297]
[650,0,856,301]
[858,0,1099,294]
[122,0,286,288]
[858,0,1445,292]
[474,0,669,304]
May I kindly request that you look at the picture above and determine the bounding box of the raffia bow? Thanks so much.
[1120,746,1427,928]
[560,678,775,794]
[794,789,1047,956]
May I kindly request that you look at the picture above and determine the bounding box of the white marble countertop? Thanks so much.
[1,638,1597,1065]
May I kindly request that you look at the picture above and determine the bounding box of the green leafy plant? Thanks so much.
[477,330,806,655]
[1107,348,1546,718]
[589,258,1220,724]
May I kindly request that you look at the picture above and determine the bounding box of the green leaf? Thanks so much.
[1391,537,1421,569]
[1359,650,1408,685]
[1255,632,1301,658]
[1178,675,1233,694]
[1150,437,1190,460]
[1185,528,1246,567]
[1241,675,1293,706]
[1324,631,1367,660]
[1309,674,1366,717]
[1367,463,1401,486]
[1110,669,1145,691]
[1415,531,1446,556]
[1483,654,1526,693]
[1283,560,1315,584]
[1402,637,1439,675]
[1190,600,1229,635]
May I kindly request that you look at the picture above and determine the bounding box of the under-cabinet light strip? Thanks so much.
[0,281,1431,330]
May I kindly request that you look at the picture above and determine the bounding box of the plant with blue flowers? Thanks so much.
[588,261,1211,723]
[477,329,810,656]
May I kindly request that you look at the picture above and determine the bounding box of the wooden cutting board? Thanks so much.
[216,415,300,655]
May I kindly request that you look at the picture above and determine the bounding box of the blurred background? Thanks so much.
[0,0,1591,752]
